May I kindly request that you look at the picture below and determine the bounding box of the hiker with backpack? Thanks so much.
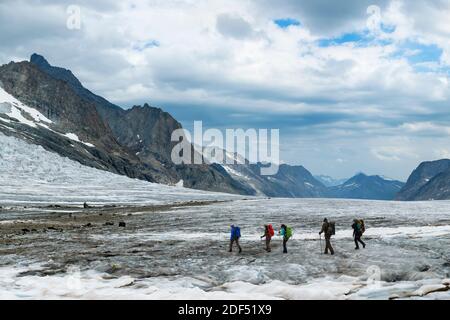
[319,218,335,255]
[261,224,274,252]
[352,219,366,250]
[279,224,292,254]
[229,225,242,253]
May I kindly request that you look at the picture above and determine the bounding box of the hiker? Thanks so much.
[229,225,242,253]
[352,219,366,250]
[279,224,292,253]
[260,224,274,252]
[319,218,335,255]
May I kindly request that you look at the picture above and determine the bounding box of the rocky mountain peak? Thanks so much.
[30,53,51,67]
[29,53,83,89]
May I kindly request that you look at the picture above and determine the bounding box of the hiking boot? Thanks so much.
[239,248,242,254]
[228,249,232,253]
[363,243,366,249]
[355,247,360,250]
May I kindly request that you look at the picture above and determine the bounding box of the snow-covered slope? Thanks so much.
[0,87,98,148]
[0,87,52,127]
[0,132,241,205]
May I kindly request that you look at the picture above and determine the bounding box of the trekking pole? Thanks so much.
[319,234,323,254]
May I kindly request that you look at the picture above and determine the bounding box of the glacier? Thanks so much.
[0,132,449,300]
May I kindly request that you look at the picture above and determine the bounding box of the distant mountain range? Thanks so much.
[2,54,449,201]
[327,173,405,200]
[221,162,328,198]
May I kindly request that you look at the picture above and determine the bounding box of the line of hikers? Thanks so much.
[229,218,366,255]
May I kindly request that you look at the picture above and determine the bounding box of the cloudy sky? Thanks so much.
[1,0,450,180]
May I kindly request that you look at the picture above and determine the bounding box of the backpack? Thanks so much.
[235,226,241,238]
[268,224,275,237]
[231,226,241,239]
[328,222,336,236]
[285,226,293,239]
[358,220,365,234]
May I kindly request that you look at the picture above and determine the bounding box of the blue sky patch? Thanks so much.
[317,25,396,48]
[274,18,301,29]
[133,40,160,51]
[391,41,443,68]
[380,23,396,34]
[318,31,368,47]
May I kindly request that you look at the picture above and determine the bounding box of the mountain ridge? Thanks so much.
[327,173,405,200]
[396,159,450,201]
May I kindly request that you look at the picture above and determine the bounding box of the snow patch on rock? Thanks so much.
[62,132,95,148]
[0,87,52,127]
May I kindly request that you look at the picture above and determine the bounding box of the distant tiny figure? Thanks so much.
[261,224,275,252]
[83,202,89,209]
[319,218,335,255]
[279,224,292,253]
[352,219,366,250]
[229,225,242,253]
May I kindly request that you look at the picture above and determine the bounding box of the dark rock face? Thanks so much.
[328,173,405,200]
[0,61,120,152]
[109,105,181,162]
[30,54,84,92]
[0,61,168,183]
[396,159,450,201]
[30,54,179,164]
[260,164,327,198]
[412,170,450,200]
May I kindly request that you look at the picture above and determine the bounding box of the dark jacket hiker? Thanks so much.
[352,219,366,250]
[319,218,335,255]
[280,224,292,253]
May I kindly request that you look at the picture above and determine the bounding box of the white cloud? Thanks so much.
[399,122,450,136]
[434,149,450,159]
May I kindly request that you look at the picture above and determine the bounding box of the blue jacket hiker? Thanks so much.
[229,225,242,253]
